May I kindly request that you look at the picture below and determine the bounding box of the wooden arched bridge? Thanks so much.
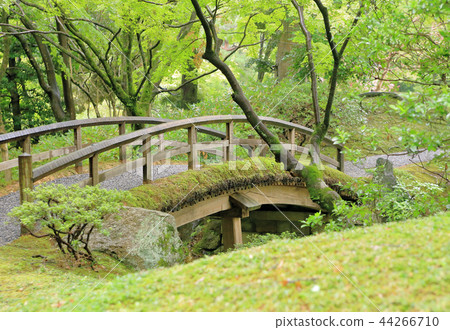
[0,115,346,249]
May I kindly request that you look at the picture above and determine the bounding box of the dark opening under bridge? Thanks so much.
[0,115,346,249]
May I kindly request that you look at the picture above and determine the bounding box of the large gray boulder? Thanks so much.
[90,207,186,270]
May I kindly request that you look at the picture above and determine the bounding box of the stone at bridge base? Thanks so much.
[90,207,186,270]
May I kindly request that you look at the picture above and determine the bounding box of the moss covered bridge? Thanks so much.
[128,158,353,249]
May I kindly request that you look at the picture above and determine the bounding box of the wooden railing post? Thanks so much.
[224,121,235,162]
[118,122,126,163]
[289,128,296,156]
[74,125,83,173]
[22,136,31,154]
[1,142,11,182]
[158,133,167,165]
[188,125,199,170]
[222,216,243,251]
[143,136,153,183]
[248,134,255,158]
[337,147,345,172]
[18,153,33,204]
[89,153,99,185]
[158,134,164,152]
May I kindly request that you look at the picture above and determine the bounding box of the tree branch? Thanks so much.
[291,0,320,125]
[135,40,160,98]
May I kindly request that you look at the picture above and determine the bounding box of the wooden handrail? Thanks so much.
[32,115,343,182]
[0,116,227,175]
[0,116,225,144]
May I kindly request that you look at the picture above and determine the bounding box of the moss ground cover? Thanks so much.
[0,235,132,311]
[1,212,448,311]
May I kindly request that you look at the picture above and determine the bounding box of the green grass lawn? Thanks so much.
[1,212,448,312]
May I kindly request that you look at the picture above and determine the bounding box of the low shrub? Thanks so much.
[8,184,129,265]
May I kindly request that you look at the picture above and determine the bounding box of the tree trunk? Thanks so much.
[275,21,296,81]
[178,11,199,108]
[292,1,322,165]
[257,33,266,82]
[7,57,21,131]
[0,11,11,181]
[11,22,67,122]
[57,18,76,120]
[191,0,340,212]
[181,69,199,108]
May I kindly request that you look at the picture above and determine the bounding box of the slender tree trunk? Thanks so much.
[56,18,76,120]
[0,10,12,181]
[7,57,21,131]
[178,11,199,108]
[181,67,199,108]
[94,88,101,118]
[257,32,279,82]
[11,24,67,122]
[257,33,266,82]
[275,21,296,81]
[191,0,340,212]
[292,1,322,165]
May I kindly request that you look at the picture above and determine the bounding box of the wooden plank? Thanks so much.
[196,142,225,151]
[243,185,320,211]
[230,193,261,213]
[0,144,90,171]
[173,194,232,227]
[319,154,339,168]
[0,158,18,172]
[153,146,190,162]
[31,145,90,162]
[201,149,223,157]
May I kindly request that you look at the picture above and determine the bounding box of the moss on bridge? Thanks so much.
[127,158,354,213]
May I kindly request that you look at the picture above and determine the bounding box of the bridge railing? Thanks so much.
[0,117,225,179]
[0,115,344,203]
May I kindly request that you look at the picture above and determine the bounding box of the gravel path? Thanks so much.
[0,150,440,246]
[343,149,441,178]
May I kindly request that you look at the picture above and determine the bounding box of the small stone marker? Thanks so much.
[373,158,397,190]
